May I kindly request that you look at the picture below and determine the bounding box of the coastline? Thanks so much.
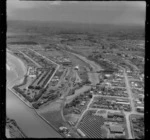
[6,117,27,138]
[7,51,63,138]
[7,49,27,75]
[7,50,32,108]
[8,87,33,109]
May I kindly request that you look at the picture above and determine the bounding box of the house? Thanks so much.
[105,74,111,77]
[136,106,144,113]
[81,101,86,106]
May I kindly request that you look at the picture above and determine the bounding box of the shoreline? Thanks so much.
[8,87,33,109]
[7,49,27,75]
[6,117,27,138]
[35,111,64,138]
[7,51,63,138]
[8,87,64,138]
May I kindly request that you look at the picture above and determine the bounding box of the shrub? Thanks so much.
[32,103,39,109]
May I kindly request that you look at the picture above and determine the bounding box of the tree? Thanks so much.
[89,94,93,98]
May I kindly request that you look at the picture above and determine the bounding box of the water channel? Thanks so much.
[6,52,62,138]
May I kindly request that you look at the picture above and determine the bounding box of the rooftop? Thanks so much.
[109,125,124,133]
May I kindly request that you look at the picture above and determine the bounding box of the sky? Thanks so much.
[7,0,146,26]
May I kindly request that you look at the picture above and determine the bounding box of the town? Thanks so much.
[8,34,144,138]
[6,2,145,138]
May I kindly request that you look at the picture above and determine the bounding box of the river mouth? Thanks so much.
[6,50,102,138]
[6,52,62,138]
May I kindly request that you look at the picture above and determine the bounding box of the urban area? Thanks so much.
[6,2,145,139]
[7,21,144,139]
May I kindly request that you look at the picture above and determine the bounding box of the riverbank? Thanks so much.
[69,51,102,72]
[7,51,63,138]
[8,87,33,108]
[35,111,64,138]
[7,51,33,108]
[6,117,27,138]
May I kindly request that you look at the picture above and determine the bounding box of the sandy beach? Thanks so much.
[7,64,11,71]
[7,51,28,87]
[7,50,27,75]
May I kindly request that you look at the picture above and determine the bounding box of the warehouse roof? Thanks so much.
[109,125,124,133]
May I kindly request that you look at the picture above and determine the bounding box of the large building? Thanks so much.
[109,125,124,134]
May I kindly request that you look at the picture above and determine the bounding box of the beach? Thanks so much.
[6,51,62,138]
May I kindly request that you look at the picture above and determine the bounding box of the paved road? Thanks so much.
[124,70,135,111]
[74,68,142,139]
[123,69,139,139]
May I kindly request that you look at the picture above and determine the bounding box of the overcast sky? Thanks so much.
[7,0,146,26]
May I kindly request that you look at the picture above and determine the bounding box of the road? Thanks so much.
[65,51,141,139]
[19,50,41,68]
[28,48,142,138]
[29,48,59,66]
[124,70,135,110]
[75,95,94,127]
[123,69,140,139]
[73,68,141,139]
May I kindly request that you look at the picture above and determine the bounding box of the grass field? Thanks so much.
[40,110,65,129]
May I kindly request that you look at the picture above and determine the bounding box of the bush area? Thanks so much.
[13,86,33,102]
[88,55,118,72]
[33,88,46,102]
[41,111,65,130]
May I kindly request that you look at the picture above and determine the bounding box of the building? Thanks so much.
[109,125,124,134]
[116,99,129,103]
[117,102,130,105]
[107,112,124,118]
[136,106,144,113]
[62,61,72,66]
[105,74,111,77]
[77,129,86,137]
[27,66,36,78]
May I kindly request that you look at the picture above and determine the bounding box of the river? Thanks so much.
[68,51,102,85]
[6,52,62,138]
